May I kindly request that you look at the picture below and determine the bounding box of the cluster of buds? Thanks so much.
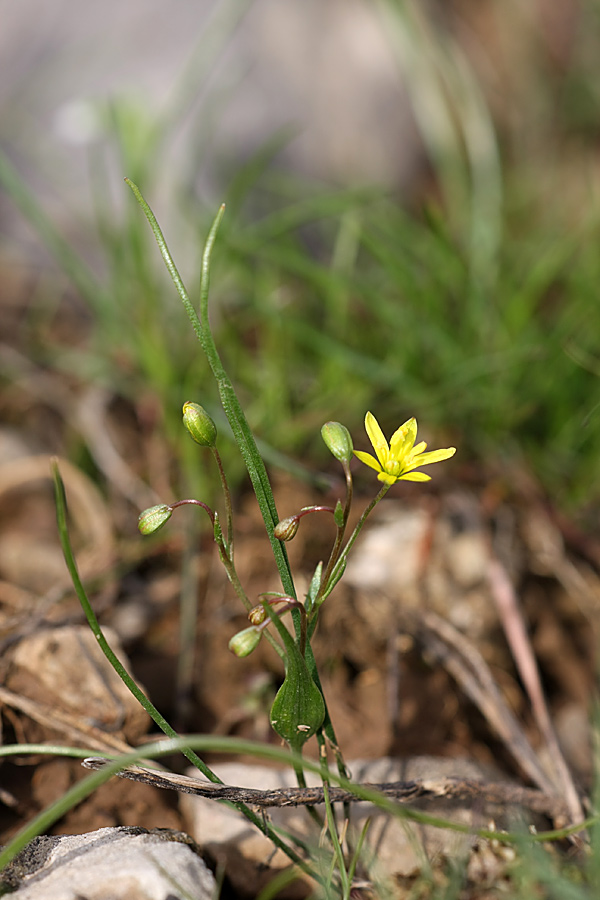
[228,596,300,658]
[137,401,456,754]
[226,603,268,658]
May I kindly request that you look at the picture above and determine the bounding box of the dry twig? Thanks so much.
[81,757,569,820]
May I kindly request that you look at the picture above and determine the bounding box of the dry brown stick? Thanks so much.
[0,686,133,755]
[397,608,556,798]
[487,555,585,826]
[81,757,569,820]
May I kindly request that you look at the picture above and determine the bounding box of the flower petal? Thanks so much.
[377,470,399,484]
[353,450,383,473]
[400,471,431,482]
[364,412,389,467]
[410,441,427,457]
[356,411,456,485]
[410,447,456,468]
[390,417,417,457]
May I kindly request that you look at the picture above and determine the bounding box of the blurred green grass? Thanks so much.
[1,5,600,893]
[1,1,599,514]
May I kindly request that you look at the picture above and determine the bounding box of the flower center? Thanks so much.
[387,459,402,477]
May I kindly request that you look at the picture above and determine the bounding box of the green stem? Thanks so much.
[214,525,285,659]
[276,599,307,658]
[176,517,200,728]
[212,446,234,556]
[293,759,323,829]
[311,465,354,619]
[323,782,349,897]
[319,482,390,612]
[197,210,296,596]
[126,180,296,601]
[216,542,252,611]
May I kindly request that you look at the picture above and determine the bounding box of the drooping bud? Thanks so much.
[274,516,300,542]
[138,504,172,535]
[228,626,262,658]
[182,402,217,447]
[321,421,353,464]
[248,605,267,626]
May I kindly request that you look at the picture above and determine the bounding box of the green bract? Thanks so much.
[270,641,325,752]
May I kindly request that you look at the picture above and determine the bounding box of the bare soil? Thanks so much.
[1,261,599,894]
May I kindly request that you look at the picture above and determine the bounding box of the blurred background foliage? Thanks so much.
[1,0,599,515]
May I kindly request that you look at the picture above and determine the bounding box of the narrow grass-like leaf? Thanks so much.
[52,458,213,779]
[125,180,296,599]
[323,783,349,898]
[51,459,306,870]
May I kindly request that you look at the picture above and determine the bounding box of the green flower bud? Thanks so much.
[248,605,267,626]
[274,516,300,542]
[321,421,353,464]
[182,402,217,447]
[138,504,172,535]
[228,626,262,658]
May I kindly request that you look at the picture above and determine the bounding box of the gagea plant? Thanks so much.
[130,179,456,810]
[0,185,457,894]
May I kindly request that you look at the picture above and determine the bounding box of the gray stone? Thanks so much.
[1,826,215,900]
[345,499,498,642]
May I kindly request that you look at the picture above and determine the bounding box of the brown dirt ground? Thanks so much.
[1,260,599,895]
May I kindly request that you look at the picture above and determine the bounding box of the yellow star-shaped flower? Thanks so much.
[354,412,456,484]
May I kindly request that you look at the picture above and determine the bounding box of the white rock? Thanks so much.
[345,500,498,642]
[2,827,215,900]
[345,507,430,592]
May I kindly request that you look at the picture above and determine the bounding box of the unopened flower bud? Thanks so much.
[321,421,353,464]
[182,402,217,447]
[138,504,172,535]
[248,605,267,626]
[274,516,300,542]
[228,626,262,658]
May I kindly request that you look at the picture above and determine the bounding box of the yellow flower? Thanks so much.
[354,412,456,484]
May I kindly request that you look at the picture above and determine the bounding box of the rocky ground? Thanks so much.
[0,428,598,895]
